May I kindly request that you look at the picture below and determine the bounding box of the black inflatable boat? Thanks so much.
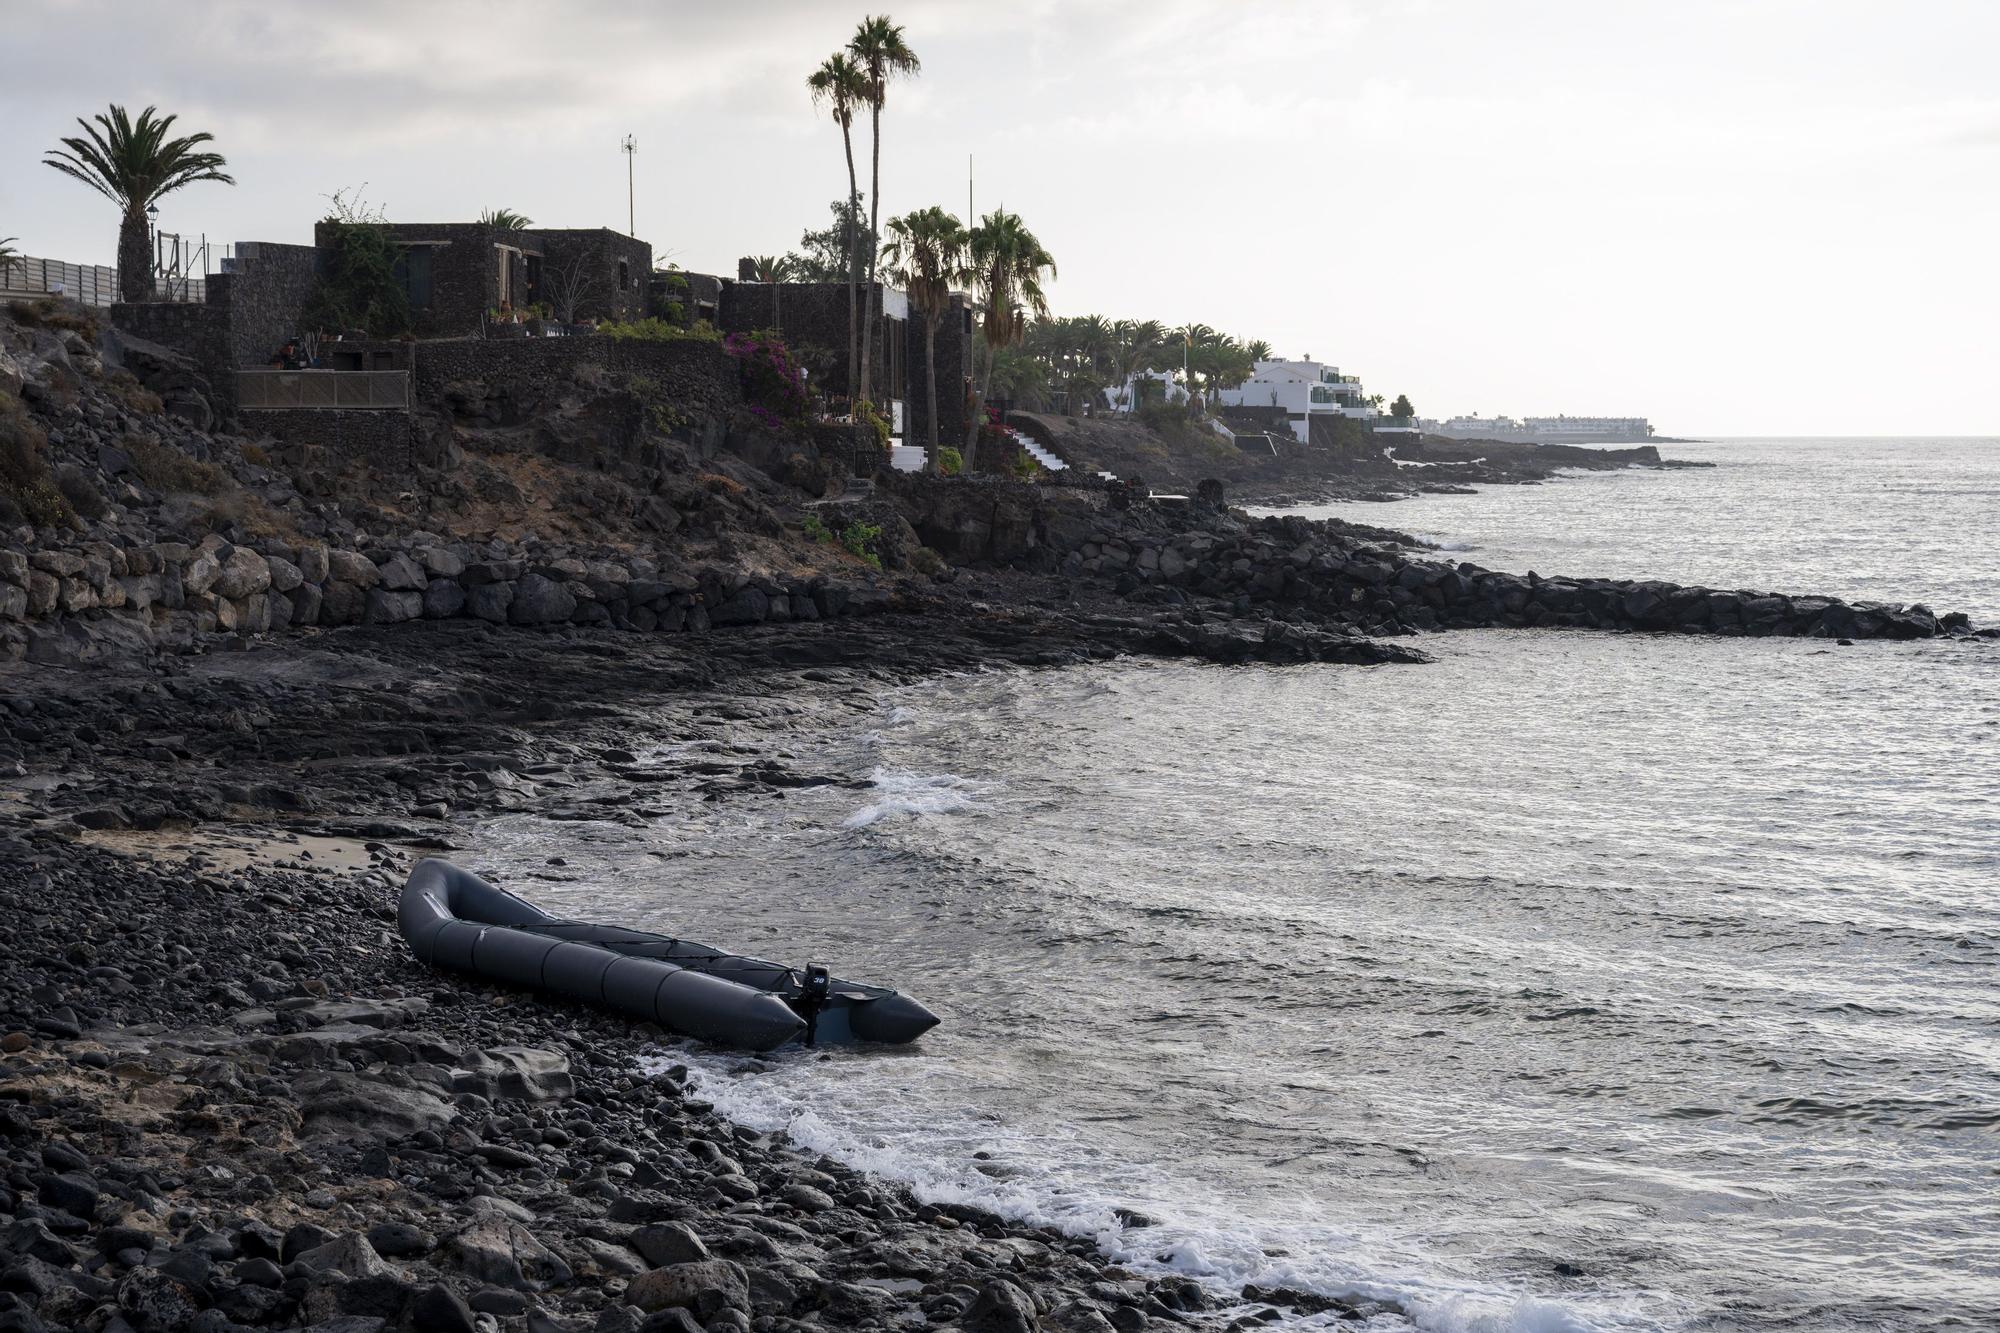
[398,858,938,1052]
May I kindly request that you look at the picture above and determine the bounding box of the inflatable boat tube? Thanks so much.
[399,858,939,1052]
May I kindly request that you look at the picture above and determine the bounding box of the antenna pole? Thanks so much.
[968,153,973,223]
[622,135,637,235]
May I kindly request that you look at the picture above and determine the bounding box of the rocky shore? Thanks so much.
[2,617,1434,1333]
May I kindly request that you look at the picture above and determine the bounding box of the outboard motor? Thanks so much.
[796,962,833,1046]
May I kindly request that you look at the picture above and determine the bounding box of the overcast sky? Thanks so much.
[2,0,1994,435]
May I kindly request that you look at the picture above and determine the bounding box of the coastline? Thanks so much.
[4,304,1987,1333]
[1,619,1421,1333]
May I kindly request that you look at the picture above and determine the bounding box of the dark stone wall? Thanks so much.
[810,420,882,479]
[325,336,741,421]
[667,271,724,323]
[221,242,319,372]
[115,243,318,412]
[538,230,651,323]
[721,281,859,388]
[109,303,229,379]
[315,224,651,336]
[242,407,413,471]
[717,280,908,414]
[323,222,528,339]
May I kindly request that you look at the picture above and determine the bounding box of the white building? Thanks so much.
[1434,415,1525,436]
[1216,357,1377,443]
[1101,370,1189,413]
[1521,415,1653,440]
[1420,414,1654,443]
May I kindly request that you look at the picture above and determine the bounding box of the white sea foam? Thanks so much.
[639,1048,1674,1333]
[1413,533,1482,553]
[840,769,992,830]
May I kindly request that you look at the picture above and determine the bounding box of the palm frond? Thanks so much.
[42,103,234,211]
[849,15,921,105]
[478,208,534,230]
[808,52,868,128]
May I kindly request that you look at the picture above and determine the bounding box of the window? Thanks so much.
[618,259,630,292]
[392,246,433,308]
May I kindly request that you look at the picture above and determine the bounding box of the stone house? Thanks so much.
[321,223,651,338]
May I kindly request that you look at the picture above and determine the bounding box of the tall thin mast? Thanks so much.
[622,135,637,235]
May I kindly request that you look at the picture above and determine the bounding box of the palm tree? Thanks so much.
[746,254,799,329]
[1114,318,1166,412]
[808,52,869,404]
[963,210,1055,468]
[1245,339,1272,364]
[0,237,18,291]
[1173,325,1257,410]
[478,208,534,230]
[879,206,969,474]
[43,104,233,303]
[986,343,1050,411]
[849,15,920,410]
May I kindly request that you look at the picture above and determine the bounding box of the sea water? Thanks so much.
[474,438,2000,1332]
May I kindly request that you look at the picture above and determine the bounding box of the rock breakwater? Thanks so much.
[1061,512,1964,641]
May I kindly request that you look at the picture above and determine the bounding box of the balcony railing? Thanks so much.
[236,370,410,410]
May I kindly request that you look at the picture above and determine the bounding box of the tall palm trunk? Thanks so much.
[964,336,993,471]
[841,133,861,406]
[118,205,151,302]
[859,100,883,407]
[922,313,940,475]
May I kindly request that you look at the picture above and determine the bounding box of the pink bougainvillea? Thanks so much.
[724,331,811,429]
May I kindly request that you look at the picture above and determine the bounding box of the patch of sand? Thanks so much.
[72,826,378,874]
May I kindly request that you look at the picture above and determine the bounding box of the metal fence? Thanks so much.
[0,255,208,307]
[236,370,410,410]
[1,255,120,307]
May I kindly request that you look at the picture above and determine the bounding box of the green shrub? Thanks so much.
[195,489,293,541]
[11,298,99,341]
[854,400,891,448]
[600,317,720,343]
[800,514,883,568]
[937,447,964,477]
[839,521,883,566]
[626,374,690,433]
[0,392,72,527]
[105,368,163,416]
[303,219,412,336]
[126,435,228,495]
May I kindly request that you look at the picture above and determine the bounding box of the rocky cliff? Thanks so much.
[0,299,895,666]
